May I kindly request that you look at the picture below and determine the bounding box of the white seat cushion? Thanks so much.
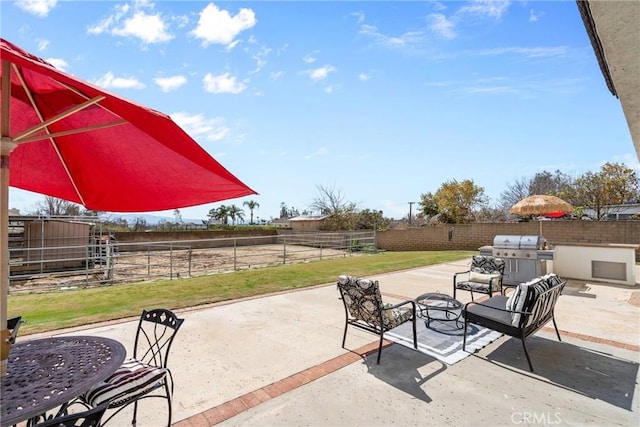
[84,358,167,407]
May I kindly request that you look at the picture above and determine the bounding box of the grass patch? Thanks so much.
[9,250,474,335]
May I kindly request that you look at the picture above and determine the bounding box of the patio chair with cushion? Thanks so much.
[337,275,417,364]
[453,255,506,301]
[81,308,184,426]
[463,273,566,372]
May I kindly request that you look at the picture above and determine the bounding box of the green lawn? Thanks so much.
[9,250,474,335]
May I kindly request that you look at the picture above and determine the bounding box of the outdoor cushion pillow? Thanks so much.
[84,358,167,407]
[509,277,544,327]
[469,271,501,284]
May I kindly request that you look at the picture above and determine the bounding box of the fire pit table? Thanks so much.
[416,293,464,329]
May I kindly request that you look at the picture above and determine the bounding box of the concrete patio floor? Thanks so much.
[26,258,640,426]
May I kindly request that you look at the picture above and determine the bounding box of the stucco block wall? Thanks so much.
[377,222,640,261]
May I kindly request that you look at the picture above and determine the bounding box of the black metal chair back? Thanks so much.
[6,316,24,345]
[133,309,184,369]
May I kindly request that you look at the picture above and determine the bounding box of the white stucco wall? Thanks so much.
[552,243,639,286]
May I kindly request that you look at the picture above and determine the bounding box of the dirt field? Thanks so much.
[11,244,363,292]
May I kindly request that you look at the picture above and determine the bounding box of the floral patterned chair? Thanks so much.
[453,255,506,301]
[337,275,417,364]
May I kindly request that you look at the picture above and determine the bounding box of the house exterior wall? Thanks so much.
[290,220,326,232]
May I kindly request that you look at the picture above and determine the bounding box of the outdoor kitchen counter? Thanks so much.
[551,242,639,287]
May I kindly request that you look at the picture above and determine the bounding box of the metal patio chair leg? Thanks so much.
[552,317,562,341]
[521,335,534,372]
[377,331,385,364]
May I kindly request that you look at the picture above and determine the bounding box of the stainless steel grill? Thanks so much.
[480,235,554,285]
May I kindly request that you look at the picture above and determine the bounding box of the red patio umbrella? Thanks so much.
[0,38,256,370]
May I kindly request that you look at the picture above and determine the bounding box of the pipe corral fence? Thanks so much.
[8,223,377,293]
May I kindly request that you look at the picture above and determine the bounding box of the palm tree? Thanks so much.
[243,200,260,224]
[209,205,230,225]
[228,205,245,225]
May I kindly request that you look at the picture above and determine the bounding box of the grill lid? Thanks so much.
[519,235,544,250]
[492,235,521,249]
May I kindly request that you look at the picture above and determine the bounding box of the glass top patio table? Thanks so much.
[1,335,126,427]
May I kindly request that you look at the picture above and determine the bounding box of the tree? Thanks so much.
[173,209,183,224]
[228,205,245,225]
[354,209,387,230]
[418,192,439,218]
[310,184,356,215]
[499,177,531,209]
[32,196,81,216]
[132,217,147,231]
[243,200,260,224]
[573,162,640,220]
[208,205,230,225]
[422,179,487,224]
[529,170,574,197]
[500,171,574,210]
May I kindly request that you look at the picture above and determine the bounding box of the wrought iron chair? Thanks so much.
[36,402,109,427]
[82,309,184,426]
[453,255,506,301]
[6,316,24,345]
[337,275,417,364]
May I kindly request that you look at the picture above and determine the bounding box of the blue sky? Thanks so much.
[3,0,638,222]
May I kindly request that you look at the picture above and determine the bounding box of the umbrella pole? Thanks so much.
[1,59,13,376]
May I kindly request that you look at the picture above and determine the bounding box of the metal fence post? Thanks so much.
[170,242,174,279]
[233,239,237,271]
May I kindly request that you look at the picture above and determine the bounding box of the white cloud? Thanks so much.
[171,112,230,142]
[429,13,456,39]
[113,11,173,43]
[93,72,145,90]
[46,57,68,70]
[36,38,49,51]
[87,3,171,44]
[270,71,284,79]
[359,73,370,81]
[14,0,57,17]
[478,46,567,58]
[359,24,423,47]
[351,11,365,24]
[307,65,336,82]
[324,85,337,94]
[153,75,187,92]
[191,3,257,47]
[88,3,131,35]
[529,9,542,22]
[250,46,271,74]
[226,40,241,51]
[203,72,247,94]
[305,147,328,159]
[302,54,316,64]
[458,0,510,19]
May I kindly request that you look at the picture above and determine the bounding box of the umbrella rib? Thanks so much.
[12,96,106,142]
[12,64,89,206]
[18,120,127,144]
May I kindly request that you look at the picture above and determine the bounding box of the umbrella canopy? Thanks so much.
[510,195,574,216]
[1,38,255,211]
[0,38,256,367]
[510,194,574,236]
